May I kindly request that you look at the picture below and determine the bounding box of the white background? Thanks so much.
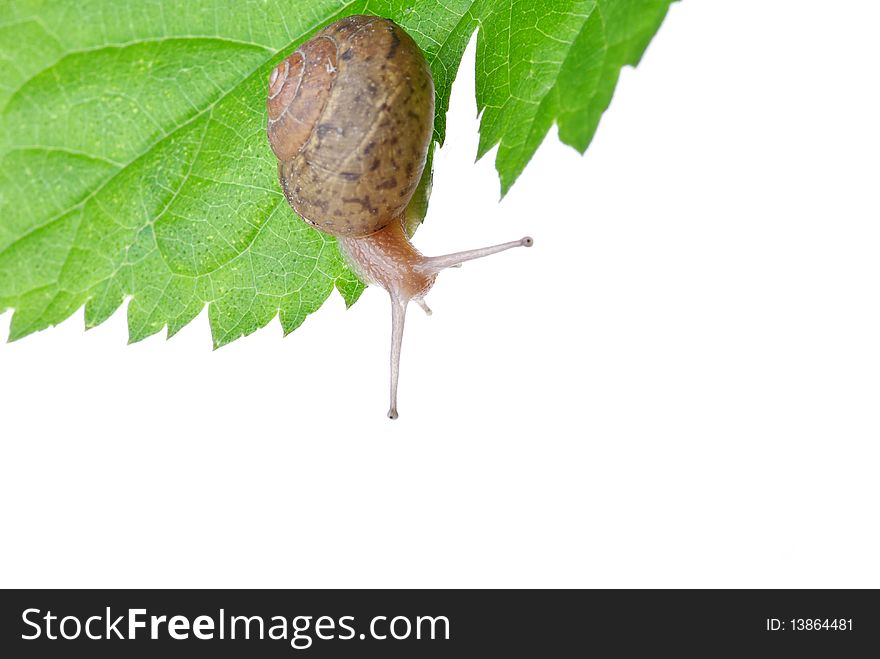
[1,1,878,588]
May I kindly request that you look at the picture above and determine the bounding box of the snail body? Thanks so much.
[267,15,531,418]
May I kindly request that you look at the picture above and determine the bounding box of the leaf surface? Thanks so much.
[0,0,673,345]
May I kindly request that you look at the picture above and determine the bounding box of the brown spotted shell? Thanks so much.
[266,15,435,238]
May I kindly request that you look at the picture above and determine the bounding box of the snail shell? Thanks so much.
[267,15,435,238]
[266,15,532,419]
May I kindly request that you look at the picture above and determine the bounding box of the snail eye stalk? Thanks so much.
[384,236,533,420]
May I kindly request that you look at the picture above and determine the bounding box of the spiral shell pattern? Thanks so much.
[267,15,435,238]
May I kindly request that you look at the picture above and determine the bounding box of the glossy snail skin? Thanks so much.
[268,15,531,418]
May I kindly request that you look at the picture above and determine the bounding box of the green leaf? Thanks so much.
[476,0,676,194]
[0,0,673,346]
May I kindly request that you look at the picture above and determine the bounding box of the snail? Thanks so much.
[267,15,532,419]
